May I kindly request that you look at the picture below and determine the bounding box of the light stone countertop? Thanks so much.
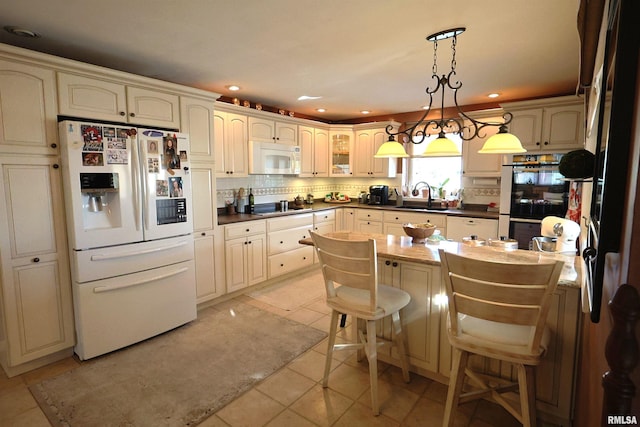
[300,231,580,288]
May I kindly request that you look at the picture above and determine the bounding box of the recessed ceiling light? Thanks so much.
[226,85,240,91]
[4,26,40,38]
[316,108,326,113]
[361,110,371,115]
[298,95,322,101]
[488,93,500,98]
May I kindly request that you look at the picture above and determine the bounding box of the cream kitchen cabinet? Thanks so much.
[299,125,329,177]
[191,165,224,303]
[461,110,504,177]
[329,128,354,177]
[383,210,447,237]
[224,221,266,293]
[0,59,58,156]
[213,109,248,177]
[376,258,441,374]
[180,96,216,163]
[248,116,297,145]
[354,209,383,234]
[502,96,584,152]
[446,216,498,242]
[338,207,356,231]
[267,214,313,278]
[353,122,399,178]
[313,209,336,235]
[57,72,181,129]
[0,155,74,376]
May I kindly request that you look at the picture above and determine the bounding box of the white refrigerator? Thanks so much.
[59,120,196,360]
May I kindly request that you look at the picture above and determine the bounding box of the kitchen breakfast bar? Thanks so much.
[300,231,581,426]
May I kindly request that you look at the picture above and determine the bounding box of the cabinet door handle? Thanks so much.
[280,263,284,267]
[32,257,40,263]
[303,256,307,260]
[130,112,136,117]
[201,232,206,236]
[385,260,391,265]
[543,141,549,145]
[280,241,284,244]
[119,111,126,116]
[536,141,541,146]
[392,262,398,267]
[50,143,57,148]
[53,164,59,169]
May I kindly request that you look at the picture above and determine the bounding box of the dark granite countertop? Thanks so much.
[217,201,499,225]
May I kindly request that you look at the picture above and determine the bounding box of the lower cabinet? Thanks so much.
[354,209,383,234]
[224,221,266,293]
[193,232,224,303]
[338,207,356,231]
[383,211,447,237]
[313,209,336,235]
[0,155,74,376]
[376,257,442,374]
[267,213,314,278]
[445,216,498,242]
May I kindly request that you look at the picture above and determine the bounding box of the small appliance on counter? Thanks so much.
[368,185,389,205]
[532,216,580,254]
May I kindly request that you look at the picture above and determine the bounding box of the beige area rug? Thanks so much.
[248,268,326,311]
[29,303,327,427]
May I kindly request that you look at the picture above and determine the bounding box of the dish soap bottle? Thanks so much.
[248,188,255,213]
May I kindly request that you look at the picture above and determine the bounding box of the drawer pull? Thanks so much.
[33,257,40,263]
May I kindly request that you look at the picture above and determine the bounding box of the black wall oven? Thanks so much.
[499,153,569,249]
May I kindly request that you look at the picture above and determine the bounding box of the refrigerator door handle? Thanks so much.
[89,240,190,261]
[131,137,141,231]
[92,266,189,293]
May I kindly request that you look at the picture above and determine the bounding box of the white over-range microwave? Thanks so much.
[248,141,301,175]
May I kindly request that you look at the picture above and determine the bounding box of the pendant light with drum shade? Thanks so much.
[374,28,526,158]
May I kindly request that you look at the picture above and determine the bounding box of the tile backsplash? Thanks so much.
[216,175,400,207]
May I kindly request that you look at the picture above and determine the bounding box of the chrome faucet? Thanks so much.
[411,181,432,207]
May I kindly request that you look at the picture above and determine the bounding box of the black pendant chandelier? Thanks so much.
[375,28,525,158]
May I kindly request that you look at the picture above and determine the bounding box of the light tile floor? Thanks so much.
[1,271,541,427]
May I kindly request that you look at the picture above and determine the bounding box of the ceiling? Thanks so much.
[0,0,582,122]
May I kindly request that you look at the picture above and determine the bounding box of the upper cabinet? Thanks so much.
[353,121,399,178]
[461,110,504,177]
[501,96,584,152]
[214,109,248,177]
[57,72,181,129]
[0,59,58,156]
[299,125,329,177]
[180,96,216,163]
[329,128,354,177]
[248,116,297,145]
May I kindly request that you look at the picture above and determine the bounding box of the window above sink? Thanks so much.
[405,132,462,200]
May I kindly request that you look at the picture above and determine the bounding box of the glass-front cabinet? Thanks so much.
[329,128,353,177]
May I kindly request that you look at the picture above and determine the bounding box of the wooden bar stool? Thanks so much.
[310,231,411,416]
[438,249,564,427]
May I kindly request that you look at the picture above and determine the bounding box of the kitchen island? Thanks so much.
[301,231,580,426]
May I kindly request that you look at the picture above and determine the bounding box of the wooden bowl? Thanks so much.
[402,223,436,243]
